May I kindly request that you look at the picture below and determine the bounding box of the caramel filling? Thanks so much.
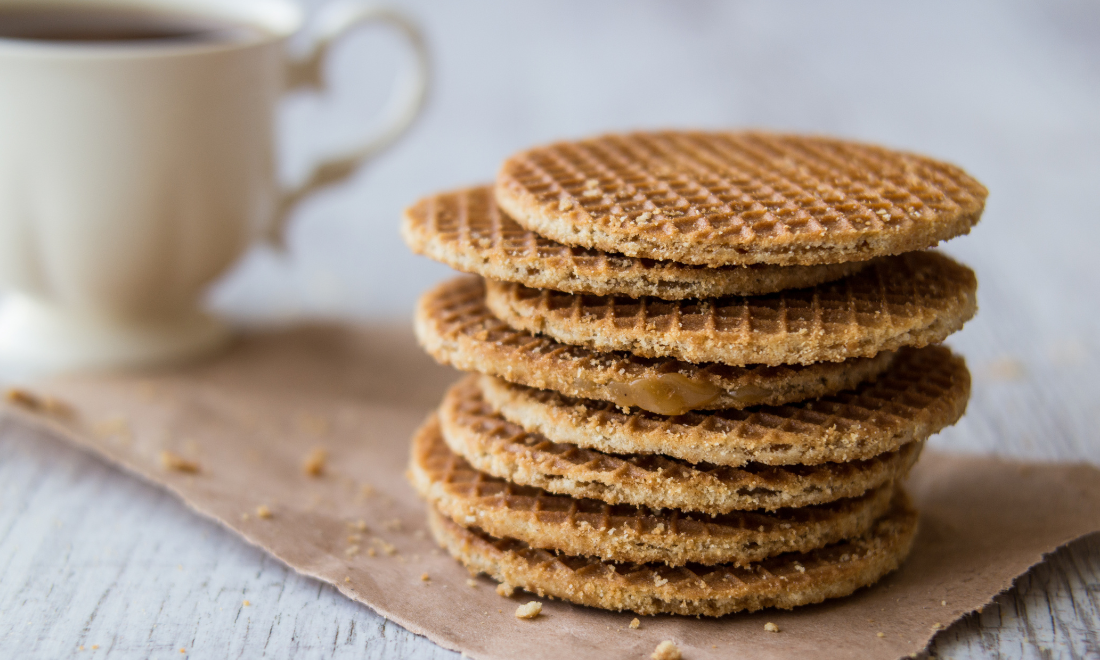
[606,373,722,416]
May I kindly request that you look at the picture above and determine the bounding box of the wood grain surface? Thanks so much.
[1,0,1098,657]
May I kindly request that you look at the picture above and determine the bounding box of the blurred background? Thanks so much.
[212,0,1099,459]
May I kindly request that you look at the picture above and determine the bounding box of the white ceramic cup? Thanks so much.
[0,0,429,375]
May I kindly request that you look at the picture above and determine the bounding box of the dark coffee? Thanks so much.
[0,4,264,44]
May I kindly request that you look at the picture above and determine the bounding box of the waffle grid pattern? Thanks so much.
[410,415,896,566]
[496,131,987,266]
[480,345,970,467]
[429,495,919,615]
[439,376,922,513]
[485,251,977,366]
[402,186,867,299]
[415,276,897,412]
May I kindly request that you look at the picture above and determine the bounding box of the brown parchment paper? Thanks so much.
[2,325,1099,660]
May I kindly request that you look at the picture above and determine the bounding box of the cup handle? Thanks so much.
[268,2,430,245]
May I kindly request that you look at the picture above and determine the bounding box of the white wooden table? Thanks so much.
[2,1,1098,657]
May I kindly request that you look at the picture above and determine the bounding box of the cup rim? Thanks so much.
[0,0,302,58]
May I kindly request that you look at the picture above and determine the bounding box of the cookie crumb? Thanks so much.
[373,539,396,555]
[5,388,74,418]
[877,632,886,638]
[160,451,200,474]
[420,573,430,582]
[514,602,542,619]
[179,649,186,654]
[629,617,640,629]
[466,579,478,588]
[302,447,327,477]
[243,600,250,606]
[941,600,947,606]
[651,640,681,660]
[344,577,351,583]
[91,646,99,650]
[764,622,780,633]
[255,505,272,519]
[5,388,37,408]
[496,583,515,597]
[345,545,360,557]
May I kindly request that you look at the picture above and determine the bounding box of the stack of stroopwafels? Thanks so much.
[402,131,984,616]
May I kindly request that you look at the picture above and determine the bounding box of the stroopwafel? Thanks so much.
[428,490,919,616]
[478,345,970,467]
[414,275,896,415]
[496,131,986,267]
[484,251,977,366]
[437,376,923,514]
[410,415,897,567]
[403,186,867,299]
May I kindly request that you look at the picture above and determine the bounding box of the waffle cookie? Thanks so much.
[478,345,970,467]
[438,376,923,514]
[405,129,982,617]
[496,131,987,267]
[410,415,897,567]
[403,186,868,299]
[415,275,896,415]
[484,251,977,367]
[428,490,919,616]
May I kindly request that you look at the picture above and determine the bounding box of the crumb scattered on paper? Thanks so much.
[629,617,640,629]
[765,622,780,633]
[243,600,250,607]
[256,505,272,519]
[496,583,515,597]
[302,447,327,477]
[4,388,74,418]
[651,640,681,660]
[466,579,478,588]
[160,451,200,473]
[514,602,542,619]
[372,538,397,555]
